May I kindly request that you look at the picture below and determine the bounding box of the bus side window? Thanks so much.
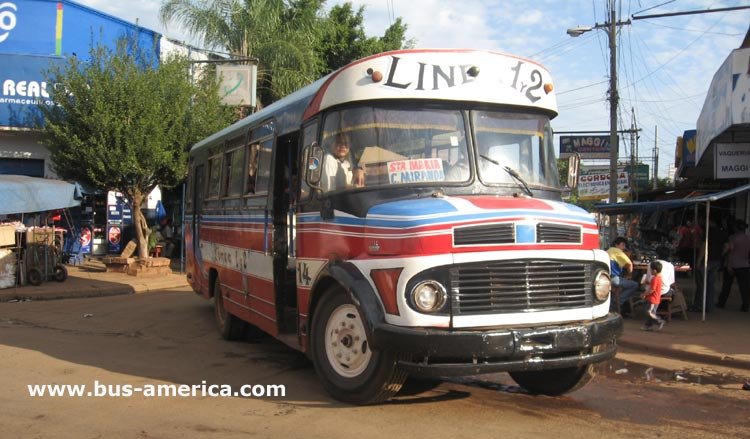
[255,138,273,194]
[224,147,245,198]
[300,122,318,199]
[207,156,222,199]
[246,143,260,194]
[185,163,193,209]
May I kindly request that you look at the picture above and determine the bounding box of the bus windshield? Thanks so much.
[319,106,559,192]
[473,111,559,189]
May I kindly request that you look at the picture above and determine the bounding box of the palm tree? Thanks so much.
[160,0,324,106]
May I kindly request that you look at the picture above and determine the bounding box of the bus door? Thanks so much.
[191,164,205,291]
[271,131,301,334]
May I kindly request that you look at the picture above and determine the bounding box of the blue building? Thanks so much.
[0,0,161,176]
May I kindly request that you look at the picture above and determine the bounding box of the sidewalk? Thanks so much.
[0,258,188,302]
[615,275,750,373]
[1,261,748,375]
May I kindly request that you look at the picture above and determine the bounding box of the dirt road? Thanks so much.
[1,290,748,438]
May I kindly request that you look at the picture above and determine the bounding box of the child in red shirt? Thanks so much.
[641,260,666,331]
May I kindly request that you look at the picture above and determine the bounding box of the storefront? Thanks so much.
[0,0,160,177]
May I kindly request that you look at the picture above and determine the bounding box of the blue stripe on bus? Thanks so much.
[297,209,595,228]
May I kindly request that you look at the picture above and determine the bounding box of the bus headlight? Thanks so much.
[411,280,447,313]
[594,270,611,302]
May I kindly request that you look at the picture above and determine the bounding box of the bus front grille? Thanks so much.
[451,260,593,315]
[536,223,582,243]
[453,223,515,245]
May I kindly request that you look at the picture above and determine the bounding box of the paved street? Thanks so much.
[1,288,749,438]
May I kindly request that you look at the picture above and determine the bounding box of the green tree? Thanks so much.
[160,0,413,105]
[38,43,234,259]
[317,3,413,74]
[160,0,324,106]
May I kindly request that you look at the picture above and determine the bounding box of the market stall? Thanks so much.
[595,183,750,321]
[0,175,82,287]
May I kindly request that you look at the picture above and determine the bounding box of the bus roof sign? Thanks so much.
[304,49,557,120]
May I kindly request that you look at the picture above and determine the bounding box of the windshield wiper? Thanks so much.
[479,154,534,197]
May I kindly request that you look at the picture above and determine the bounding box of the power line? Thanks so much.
[632,5,750,20]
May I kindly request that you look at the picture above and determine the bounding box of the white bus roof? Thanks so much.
[304,48,557,119]
[191,49,557,155]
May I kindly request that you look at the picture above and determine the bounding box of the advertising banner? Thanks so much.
[0,53,64,128]
[559,135,614,159]
[0,1,160,58]
[578,166,630,201]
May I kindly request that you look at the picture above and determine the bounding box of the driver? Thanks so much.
[321,133,365,192]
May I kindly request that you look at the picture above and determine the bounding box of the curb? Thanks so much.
[0,275,189,303]
[0,286,135,302]
[618,339,750,371]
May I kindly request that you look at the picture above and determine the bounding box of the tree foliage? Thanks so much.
[38,42,234,258]
[316,3,413,74]
[160,0,413,105]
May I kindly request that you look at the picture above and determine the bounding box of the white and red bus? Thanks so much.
[185,49,622,404]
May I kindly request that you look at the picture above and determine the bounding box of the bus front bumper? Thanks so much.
[370,312,623,377]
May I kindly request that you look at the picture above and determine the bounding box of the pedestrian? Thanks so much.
[158,218,175,258]
[607,236,640,312]
[677,219,697,264]
[718,219,750,312]
[692,217,728,313]
[641,260,666,331]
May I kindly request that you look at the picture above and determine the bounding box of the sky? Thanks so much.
[73,0,750,180]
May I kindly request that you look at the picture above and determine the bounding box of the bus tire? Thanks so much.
[310,288,408,405]
[509,364,595,396]
[213,276,245,341]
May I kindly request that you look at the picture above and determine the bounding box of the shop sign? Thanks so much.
[715,143,750,179]
[577,166,630,200]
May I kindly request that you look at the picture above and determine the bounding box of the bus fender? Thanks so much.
[314,261,386,339]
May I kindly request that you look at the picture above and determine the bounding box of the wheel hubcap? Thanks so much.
[325,303,371,378]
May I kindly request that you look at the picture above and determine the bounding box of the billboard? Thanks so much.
[559,135,614,159]
[577,166,630,201]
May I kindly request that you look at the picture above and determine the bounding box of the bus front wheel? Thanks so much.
[213,276,245,340]
[311,289,408,405]
[509,364,595,396]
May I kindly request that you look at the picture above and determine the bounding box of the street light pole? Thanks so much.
[567,3,630,243]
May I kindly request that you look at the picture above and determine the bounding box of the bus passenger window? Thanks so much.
[207,156,222,199]
[224,148,245,197]
[246,143,259,194]
[255,138,273,194]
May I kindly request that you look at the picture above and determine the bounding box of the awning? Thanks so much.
[0,175,82,215]
[593,183,750,215]
[595,182,750,322]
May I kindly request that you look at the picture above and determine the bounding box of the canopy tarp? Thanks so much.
[0,175,81,215]
[593,183,750,215]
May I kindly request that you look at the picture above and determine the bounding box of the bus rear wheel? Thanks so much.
[213,276,245,340]
[509,364,595,396]
[311,288,407,405]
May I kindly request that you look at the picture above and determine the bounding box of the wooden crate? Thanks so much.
[0,225,16,247]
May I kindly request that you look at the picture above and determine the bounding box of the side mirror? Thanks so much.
[304,142,324,189]
[567,153,580,189]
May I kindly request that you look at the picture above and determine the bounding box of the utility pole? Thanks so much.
[607,2,619,241]
[567,2,631,242]
[653,125,659,189]
[630,108,637,201]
